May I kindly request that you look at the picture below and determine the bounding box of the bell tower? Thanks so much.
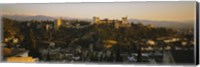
[122,16,127,24]
[54,17,62,30]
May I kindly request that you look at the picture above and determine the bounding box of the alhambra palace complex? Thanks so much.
[93,16,131,29]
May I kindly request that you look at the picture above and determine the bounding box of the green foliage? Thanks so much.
[3,18,20,37]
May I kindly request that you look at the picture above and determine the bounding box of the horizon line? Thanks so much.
[1,14,195,23]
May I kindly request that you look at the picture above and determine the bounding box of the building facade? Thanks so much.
[93,16,130,29]
[54,18,62,30]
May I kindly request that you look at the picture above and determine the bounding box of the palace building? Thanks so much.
[93,16,131,29]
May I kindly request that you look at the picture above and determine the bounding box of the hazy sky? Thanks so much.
[1,2,196,21]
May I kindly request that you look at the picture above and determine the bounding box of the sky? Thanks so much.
[1,1,196,22]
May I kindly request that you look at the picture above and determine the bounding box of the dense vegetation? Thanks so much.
[2,17,178,56]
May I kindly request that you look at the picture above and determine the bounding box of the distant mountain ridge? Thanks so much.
[128,19,194,29]
[2,15,194,29]
[2,15,92,21]
[2,15,56,21]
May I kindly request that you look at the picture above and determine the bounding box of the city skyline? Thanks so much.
[1,2,196,22]
[2,2,195,64]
